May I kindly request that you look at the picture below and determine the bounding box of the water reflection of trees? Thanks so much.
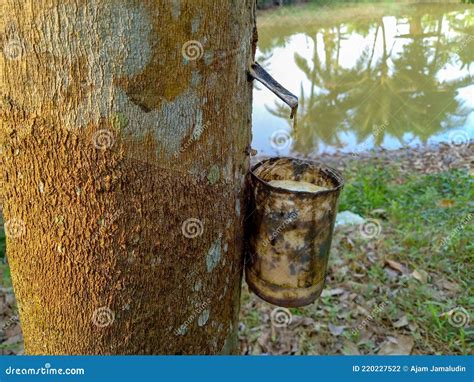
[260,5,473,155]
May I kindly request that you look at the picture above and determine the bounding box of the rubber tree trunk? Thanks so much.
[0,0,256,354]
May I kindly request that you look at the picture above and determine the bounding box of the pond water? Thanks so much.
[252,2,474,157]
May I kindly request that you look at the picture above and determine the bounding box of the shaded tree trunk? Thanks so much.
[0,0,256,354]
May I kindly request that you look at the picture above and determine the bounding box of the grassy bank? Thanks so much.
[240,152,473,355]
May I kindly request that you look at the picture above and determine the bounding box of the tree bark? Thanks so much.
[0,0,256,354]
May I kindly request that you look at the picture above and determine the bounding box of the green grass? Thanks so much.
[341,163,472,354]
[340,162,473,272]
[341,163,472,335]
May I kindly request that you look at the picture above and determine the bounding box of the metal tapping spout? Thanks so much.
[248,62,299,119]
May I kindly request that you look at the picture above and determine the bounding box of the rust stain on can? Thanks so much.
[245,157,344,307]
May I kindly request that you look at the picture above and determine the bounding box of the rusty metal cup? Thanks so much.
[245,157,344,307]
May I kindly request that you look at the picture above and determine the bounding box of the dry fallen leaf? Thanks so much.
[328,323,345,336]
[385,259,408,274]
[342,340,360,355]
[439,279,461,292]
[257,331,271,353]
[356,305,370,316]
[289,316,316,329]
[411,269,429,283]
[378,335,414,355]
[393,315,409,328]
[321,288,345,297]
[367,251,378,263]
[384,267,400,280]
[2,333,22,346]
[438,199,456,208]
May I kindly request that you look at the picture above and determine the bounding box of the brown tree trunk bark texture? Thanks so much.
[0,0,256,354]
